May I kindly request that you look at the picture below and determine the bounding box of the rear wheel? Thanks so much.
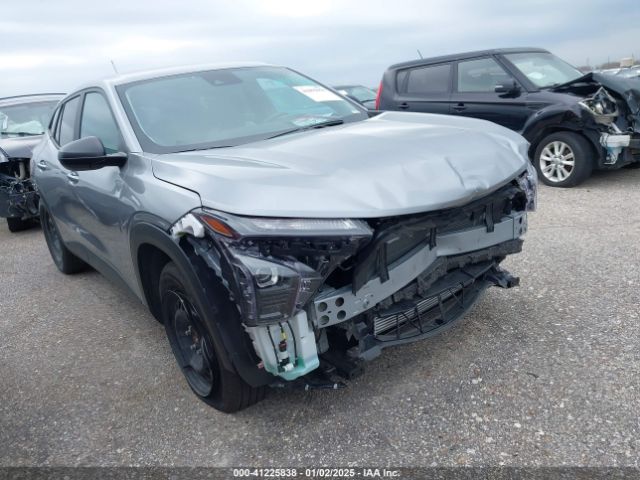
[534,132,593,187]
[40,206,86,274]
[159,262,264,412]
[6,217,34,232]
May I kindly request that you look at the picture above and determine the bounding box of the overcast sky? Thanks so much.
[2,0,639,96]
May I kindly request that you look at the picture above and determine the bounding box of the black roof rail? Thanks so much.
[387,47,549,70]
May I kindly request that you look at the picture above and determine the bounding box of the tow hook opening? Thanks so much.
[485,267,520,289]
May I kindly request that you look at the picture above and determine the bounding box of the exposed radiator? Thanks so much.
[373,285,461,336]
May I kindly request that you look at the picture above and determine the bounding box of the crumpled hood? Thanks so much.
[0,135,42,161]
[151,112,529,218]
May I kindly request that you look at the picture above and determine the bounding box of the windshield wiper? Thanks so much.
[177,145,235,153]
[0,131,42,137]
[266,119,345,140]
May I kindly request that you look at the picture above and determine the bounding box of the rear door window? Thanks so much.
[49,106,61,137]
[400,64,451,94]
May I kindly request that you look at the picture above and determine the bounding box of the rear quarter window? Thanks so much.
[58,96,81,146]
[398,64,451,95]
[49,106,61,136]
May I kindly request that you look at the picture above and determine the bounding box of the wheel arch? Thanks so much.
[529,128,601,170]
[129,219,272,388]
[521,107,603,164]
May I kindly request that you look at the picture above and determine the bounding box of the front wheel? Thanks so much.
[159,262,265,412]
[534,132,594,188]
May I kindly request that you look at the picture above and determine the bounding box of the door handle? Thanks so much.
[37,160,48,171]
[452,103,467,112]
[66,171,79,184]
[398,102,410,110]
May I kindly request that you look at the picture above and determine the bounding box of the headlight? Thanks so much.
[0,147,7,163]
[193,210,373,325]
[517,162,538,212]
[579,87,618,125]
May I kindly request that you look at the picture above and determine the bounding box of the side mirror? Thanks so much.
[58,136,127,171]
[494,80,520,95]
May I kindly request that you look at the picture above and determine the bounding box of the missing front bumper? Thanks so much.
[311,212,526,328]
[352,262,517,361]
[0,180,38,219]
[247,241,522,380]
[600,132,640,166]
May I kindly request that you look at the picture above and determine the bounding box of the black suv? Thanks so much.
[377,48,640,187]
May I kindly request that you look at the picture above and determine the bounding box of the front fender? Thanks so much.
[129,218,272,387]
[521,104,602,159]
[521,104,584,143]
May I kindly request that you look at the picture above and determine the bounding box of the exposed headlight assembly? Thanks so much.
[579,87,619,125]
[190,210,373,325]
[517,161,538,212]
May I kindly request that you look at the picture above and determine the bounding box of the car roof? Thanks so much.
[387,47,550,70]
[69,62,274,94]
[0,93,66,107]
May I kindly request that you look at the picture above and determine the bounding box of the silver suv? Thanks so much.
[33,64,536,412]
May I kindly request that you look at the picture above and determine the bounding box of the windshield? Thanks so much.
[117,66,368,153]
[504,52,583,88]
[0,101,58,136]
[337,86,377,103]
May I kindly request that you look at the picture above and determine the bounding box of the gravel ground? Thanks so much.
[0,168,638,467]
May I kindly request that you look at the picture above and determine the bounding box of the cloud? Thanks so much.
[1,0,639,96]
[258,0,336,18]
[0,54,84,70]
[102,36,200,58]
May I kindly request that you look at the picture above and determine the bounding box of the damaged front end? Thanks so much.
[169,166,536,386]
[0,148,38,220]
[553,74,640,167]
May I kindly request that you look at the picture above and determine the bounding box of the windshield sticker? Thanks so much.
[293,85,342,102]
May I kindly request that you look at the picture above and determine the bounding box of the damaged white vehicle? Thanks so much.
[0,94,63,231]
[33,64,536,411]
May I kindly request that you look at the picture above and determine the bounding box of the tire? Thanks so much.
[6,217,34,232]
[159,261,265,412]
[40,206,87,274]
[534,132,594,187]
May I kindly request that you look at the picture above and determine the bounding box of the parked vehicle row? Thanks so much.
[22,63,536,411]
[333,84,377,109]
[2,48,638,235]
[5,46,635,412]
[376,48,640,187]
[597,66,640,80]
